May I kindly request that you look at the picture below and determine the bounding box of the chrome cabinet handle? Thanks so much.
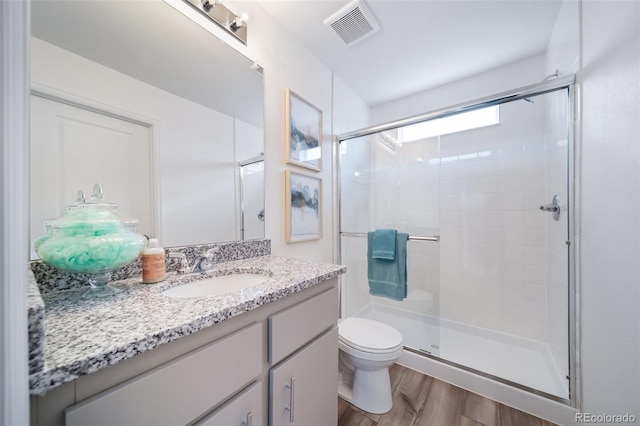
[539,194,561,221]
[284,377,295,423]
[242,412,252,426]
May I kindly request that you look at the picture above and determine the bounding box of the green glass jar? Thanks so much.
[34,185,148,295]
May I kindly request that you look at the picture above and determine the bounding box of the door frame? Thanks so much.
[31,84,162,243]
[0,0,30,423]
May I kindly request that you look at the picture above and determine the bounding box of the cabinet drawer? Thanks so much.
[269,286,338,365]
[66,323,262,426]
[195,381,262,426]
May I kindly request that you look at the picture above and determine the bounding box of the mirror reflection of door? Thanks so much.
[240,160,265,241]
[30,94,153,258]
[31,0,265,248]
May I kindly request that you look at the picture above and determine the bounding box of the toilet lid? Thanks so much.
[339,317,402,353]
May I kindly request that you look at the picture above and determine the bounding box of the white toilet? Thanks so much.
[338,317,403,414]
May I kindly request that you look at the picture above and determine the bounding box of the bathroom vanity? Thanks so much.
[28,242,345,426]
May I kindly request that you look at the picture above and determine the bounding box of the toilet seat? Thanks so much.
[339,317,403,354]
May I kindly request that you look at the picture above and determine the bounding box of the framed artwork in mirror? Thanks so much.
[285,89,322,171]
[285,170,322,242]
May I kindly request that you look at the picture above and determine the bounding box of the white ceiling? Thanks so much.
[31,1,563,113]
[257,0,563,106]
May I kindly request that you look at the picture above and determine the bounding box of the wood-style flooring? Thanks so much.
[338,364,558,426]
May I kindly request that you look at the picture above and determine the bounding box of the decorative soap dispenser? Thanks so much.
[142,238,166,284]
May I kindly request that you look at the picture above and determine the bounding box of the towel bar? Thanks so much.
[340,232,439,242]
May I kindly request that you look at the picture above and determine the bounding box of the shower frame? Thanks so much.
[335,74,578,407]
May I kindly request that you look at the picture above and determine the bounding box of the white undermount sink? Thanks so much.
[161,273,270,298]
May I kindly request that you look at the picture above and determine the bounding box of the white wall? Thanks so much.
[580,0,640,418]
[371,55,547,124]
[545,0,579,77]
[227,2,370,263]
[333,74,371,137]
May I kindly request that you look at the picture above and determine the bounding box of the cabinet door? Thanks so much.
[196,382,262,426]
[270,328,338,426]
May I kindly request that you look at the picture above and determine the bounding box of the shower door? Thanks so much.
[339,130,442,357]
[434,89,571,400]
[339,86,573,401]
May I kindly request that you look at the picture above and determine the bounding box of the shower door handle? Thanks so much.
[540,195,561,221]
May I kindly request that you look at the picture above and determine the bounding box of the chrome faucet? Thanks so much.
[191,247,220,273]
[168,247,220,274]
[168,252,189,274]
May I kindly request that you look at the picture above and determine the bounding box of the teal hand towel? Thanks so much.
[367,231,409,301]
[372,229,397,260]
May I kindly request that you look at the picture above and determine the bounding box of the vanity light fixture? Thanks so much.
[183,0,248,44]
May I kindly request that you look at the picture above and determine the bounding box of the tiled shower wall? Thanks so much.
[371,132,441,314]
[340,136,372,317]
[436,98,548,341]
[342,91,569,347]
[341,131,441,318]
[360,96,552,342]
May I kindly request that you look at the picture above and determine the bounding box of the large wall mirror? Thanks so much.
[29,0,264,258]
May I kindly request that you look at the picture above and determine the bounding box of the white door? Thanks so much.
[30,95,153,257]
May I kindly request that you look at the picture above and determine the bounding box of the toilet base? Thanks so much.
[338,366,393,414]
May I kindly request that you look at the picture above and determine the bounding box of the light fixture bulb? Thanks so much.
[201,0,215,12]
[230,17,243,32]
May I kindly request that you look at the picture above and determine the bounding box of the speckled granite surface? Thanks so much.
[27,270,45,375]
[28,252,345,395]
[32,239,271,294]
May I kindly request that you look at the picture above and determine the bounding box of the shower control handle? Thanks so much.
[540,194,561,221]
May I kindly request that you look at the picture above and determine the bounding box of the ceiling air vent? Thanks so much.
[323,0,380,47]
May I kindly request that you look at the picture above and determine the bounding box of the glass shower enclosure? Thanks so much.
[338,78,575,402]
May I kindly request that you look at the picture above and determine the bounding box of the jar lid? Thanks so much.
[34,184,148,274]
[42,184,138,234]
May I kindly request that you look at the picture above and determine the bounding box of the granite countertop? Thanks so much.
[28,255,346,395]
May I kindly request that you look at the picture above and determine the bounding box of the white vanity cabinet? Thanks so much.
[269,329,338,426]
[30,278,339,426]
[268,285,340,425]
